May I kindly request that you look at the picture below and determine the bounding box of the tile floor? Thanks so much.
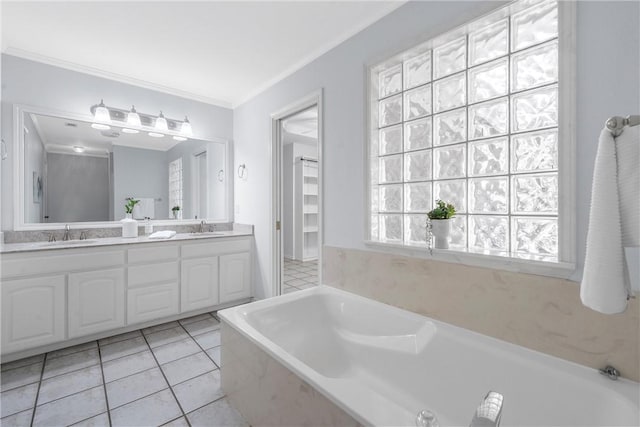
[282,258,318,294]
[0,313,248,427]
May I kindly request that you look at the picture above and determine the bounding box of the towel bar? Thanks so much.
[605,115,640,136]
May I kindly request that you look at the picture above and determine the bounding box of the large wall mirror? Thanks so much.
[15,105,231,229]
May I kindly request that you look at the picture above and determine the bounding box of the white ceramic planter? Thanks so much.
[121,214,138,238]
[430,219,451,249]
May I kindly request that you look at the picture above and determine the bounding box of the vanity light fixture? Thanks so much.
[155,111,168,132]
[93,99,111,123]
[181,116,193,136]
[127,106,141,127]
[73,146,85,153]
[89,101,193,139]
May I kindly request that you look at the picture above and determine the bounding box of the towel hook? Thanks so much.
[237,164,246,179]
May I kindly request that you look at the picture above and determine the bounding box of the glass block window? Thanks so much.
[369,0,564,262]
[168,158,183,219]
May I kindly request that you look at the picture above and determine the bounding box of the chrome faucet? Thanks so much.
[47,233,57,243]
[62,224,71,241]
[469,391,504,427]
[198,220,207,233]
[79,231,88,241]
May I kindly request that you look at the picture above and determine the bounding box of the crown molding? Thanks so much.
[3,47,234,109]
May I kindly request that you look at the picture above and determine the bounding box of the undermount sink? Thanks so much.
[39,239,98,247]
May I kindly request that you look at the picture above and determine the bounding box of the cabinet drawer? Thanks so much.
[128,262,178,288]
[128,245,178,264]
[2,250,124,279]
[127,283,179,325]
[181,238,251,258]
[1,276,66,354]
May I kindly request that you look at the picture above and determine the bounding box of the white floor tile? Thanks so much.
[70,412,110,426]
[98,330,142,347]
[145,326,190,349]
[187,398,248,427]
[33,386,106,427]
[110,389,181,427]
[161,416,190,427]
[0,408,33,427]
[47,341,97,360]
[42,348,100,380]
[0,383,38,418]
[0,361,42,392]
[99,336,148,362]
[206,347,221,368]
[152,338,201,365]
[102,349,158,383]
[192,330,221,350]
[142,321,180,335]
[1,355,45,372]
[182,317,220,336]
[172,371,223,413]
[161,352,217,386]
[105,367,168,409]
[38,365,103,405]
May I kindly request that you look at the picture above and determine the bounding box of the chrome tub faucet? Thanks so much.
[62,224,71,241]
[470,391,504,427]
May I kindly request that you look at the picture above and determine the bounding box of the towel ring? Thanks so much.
[237,164,246,179]
[218,169,224,182]
[0,138,7,161]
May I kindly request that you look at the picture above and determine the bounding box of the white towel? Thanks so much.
[133,198,155,220]
[616,127,639,246]
[148,230,176,240]
[580,127,638,314]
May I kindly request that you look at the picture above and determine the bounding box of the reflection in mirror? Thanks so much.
[22,111,227,224]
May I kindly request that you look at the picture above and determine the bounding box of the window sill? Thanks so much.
[364,240,576,280]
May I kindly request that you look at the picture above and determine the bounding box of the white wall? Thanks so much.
[234,1,640,299]
[1,54,233,230]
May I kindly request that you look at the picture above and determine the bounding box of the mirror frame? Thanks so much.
[13,104,233,230]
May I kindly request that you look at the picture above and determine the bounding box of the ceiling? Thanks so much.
[2,1,403,108]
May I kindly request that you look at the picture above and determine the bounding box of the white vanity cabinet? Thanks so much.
[0,234,253,361]
[68,269,126,338]
[1,276,66,354]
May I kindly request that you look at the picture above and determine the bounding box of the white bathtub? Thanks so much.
[219,286,639,426]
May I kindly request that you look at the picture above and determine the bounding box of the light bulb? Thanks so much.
[173,136,187,141]
[148,132,165,138]
[122,128,139,134]
[127,105,141,127]
[93,99,110,123]
[155,111,168,132]
[181,116,193,136]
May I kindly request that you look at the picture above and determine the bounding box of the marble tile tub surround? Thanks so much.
[323,246,640,382]
[2,223,252,244]
[0,313,248,427]
[221,322,360,427]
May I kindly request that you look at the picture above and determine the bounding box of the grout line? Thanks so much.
[29,352,47,426]
[106,386,170,412]
[68,411,108,427]
[45,343,99,362]
[104,365,157,385]
[162,415,187,426]
[139,330,191,426]
[156,348,219,371]
[97,331,143,347]
[183,394,227,418]
[34,384,105,411]
[177,324,220,371]
[0,359,45,375]
[169,367,218,388]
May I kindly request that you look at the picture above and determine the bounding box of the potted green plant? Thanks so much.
[122,198,140,238]
[427,200,456,249]
[171,205,181,219]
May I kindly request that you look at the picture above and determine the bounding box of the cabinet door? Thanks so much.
[181,257,219,312]
[128,283,179,325]
[1,276,66,354]
[219,252,251,303]
[68,269,125,339]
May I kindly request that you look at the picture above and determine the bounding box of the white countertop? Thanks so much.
[0,230,253,254]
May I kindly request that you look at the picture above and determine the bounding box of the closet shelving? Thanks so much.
[295,157,318,261]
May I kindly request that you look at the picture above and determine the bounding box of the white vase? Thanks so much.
[121,213,138,238]
[430,219,451,249]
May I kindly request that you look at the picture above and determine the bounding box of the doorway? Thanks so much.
[271,91,323,297]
